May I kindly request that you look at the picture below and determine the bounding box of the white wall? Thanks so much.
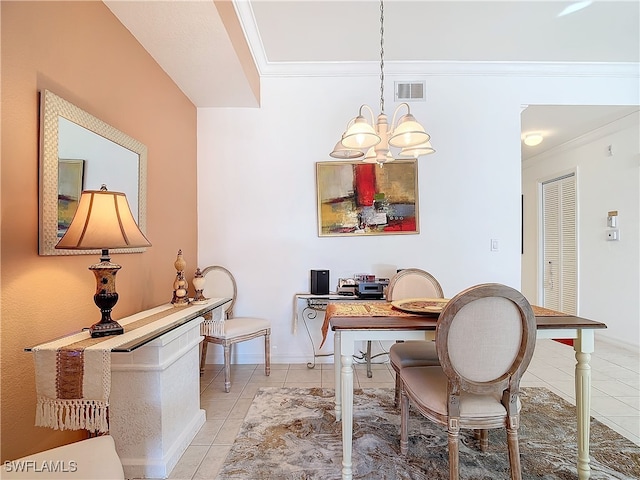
[522,114,640,348]
[197,71,639,363]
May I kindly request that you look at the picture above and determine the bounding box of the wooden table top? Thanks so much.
[326,302,607,332]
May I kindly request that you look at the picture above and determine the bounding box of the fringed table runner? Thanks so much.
[200,306,225,337]
[531,305,569,317]
[321,302,568,348]
[321,303,423,348]
[33,303,206,433]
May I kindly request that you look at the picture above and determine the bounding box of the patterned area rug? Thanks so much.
[216,387,640,480]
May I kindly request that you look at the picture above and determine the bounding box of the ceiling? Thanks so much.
[103,1,639,161]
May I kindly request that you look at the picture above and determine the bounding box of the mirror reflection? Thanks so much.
[39,89,147,256]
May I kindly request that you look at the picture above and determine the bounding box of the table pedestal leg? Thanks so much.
[575,331,594,480]
[334,331,342,421]
[341,354,354,480]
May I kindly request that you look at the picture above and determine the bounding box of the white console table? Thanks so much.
[27,297,230,479]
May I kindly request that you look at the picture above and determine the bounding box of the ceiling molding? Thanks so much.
[233,2,638,79]
[254,60,640,79]
[521,110,640,169]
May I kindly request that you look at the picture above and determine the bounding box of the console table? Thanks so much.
[26,297,230,479]
[293,293,385,373]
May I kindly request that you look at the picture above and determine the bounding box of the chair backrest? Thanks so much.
[436,283,536,399]
[201,265,237,318]
[386,268,444,301]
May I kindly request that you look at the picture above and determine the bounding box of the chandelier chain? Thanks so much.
[379,0,385,114]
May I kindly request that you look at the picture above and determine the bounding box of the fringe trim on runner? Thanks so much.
[35,397,109,433]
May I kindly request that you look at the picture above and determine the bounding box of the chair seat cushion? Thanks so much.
[219,317,270,339]
[401,366,521,419]
[390,341,439,369]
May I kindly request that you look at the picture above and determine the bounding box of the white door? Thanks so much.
[542,173,577,314]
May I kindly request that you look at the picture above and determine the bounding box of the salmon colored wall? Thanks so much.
[1,2,198,461]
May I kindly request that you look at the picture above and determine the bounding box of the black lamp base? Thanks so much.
[90,320,124,338]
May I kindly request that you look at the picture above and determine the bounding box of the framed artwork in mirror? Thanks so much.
[57,159,84,237]
[38,89,148,255]
[316,160,419,237]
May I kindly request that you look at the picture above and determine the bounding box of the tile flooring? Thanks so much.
[166,338,639,479]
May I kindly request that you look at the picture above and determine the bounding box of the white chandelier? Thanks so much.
[330,0,434,165]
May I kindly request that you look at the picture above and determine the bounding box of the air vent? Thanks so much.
[395,81,426,102]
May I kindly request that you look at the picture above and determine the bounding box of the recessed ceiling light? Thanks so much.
[524,134,543,147]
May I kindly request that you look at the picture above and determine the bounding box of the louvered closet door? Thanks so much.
[542,174,577,315]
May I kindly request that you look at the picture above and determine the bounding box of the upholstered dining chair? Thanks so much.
[198,265,271,392]
[399,283,536,480]
[384,268,444,405]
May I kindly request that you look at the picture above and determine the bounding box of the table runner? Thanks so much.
[321,302,568,348]
[33,304,204,432]
[200,306,225,336]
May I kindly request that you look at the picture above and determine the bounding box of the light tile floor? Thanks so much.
[167,338,639,479]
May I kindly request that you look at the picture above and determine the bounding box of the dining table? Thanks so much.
[324,301,607,480]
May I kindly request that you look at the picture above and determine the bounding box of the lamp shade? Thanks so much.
[363,148,394,164]
[388,113,430,148]
[56,186,151,250]
[341,116,381,150]
[399,140,435,157]
[329,140,365,159]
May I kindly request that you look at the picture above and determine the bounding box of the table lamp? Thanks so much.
[56,185,151,337]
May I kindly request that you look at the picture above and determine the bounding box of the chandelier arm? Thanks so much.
[358,104,377,125]
[390,102,411,130]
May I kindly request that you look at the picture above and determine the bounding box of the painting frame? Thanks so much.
[57,158,84,238]
[316,159,419,237]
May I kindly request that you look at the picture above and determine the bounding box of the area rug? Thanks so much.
[216,387,640,480]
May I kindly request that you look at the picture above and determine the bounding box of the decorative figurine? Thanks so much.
[171,249,190,307]
[192,267,208,304]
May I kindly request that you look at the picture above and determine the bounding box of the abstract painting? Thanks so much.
[316,160,418,237]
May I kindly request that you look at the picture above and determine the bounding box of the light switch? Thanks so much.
[490,239,499,251]
[606,229,619,241]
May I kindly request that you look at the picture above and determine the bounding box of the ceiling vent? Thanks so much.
[395,81,426,102]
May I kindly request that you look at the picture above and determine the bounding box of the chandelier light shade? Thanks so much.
[329,0,434,165]
[399,139,435,157]
[329,140,366,159]
[388,112,431,148]
[56,185,151,337]
[340,111,381,150]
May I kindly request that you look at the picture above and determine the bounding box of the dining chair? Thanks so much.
[399,283,536,480]
[384,268,444,405]
[198,265,271,392]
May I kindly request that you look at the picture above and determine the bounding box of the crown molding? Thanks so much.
[259,60,640,79]
[521,111,640,170]
[233,2,639,80]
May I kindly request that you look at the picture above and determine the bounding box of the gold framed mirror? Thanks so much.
[38,89,148,256]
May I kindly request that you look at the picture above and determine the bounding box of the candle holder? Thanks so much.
[171,249,190,307]
[192,268,208,304]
